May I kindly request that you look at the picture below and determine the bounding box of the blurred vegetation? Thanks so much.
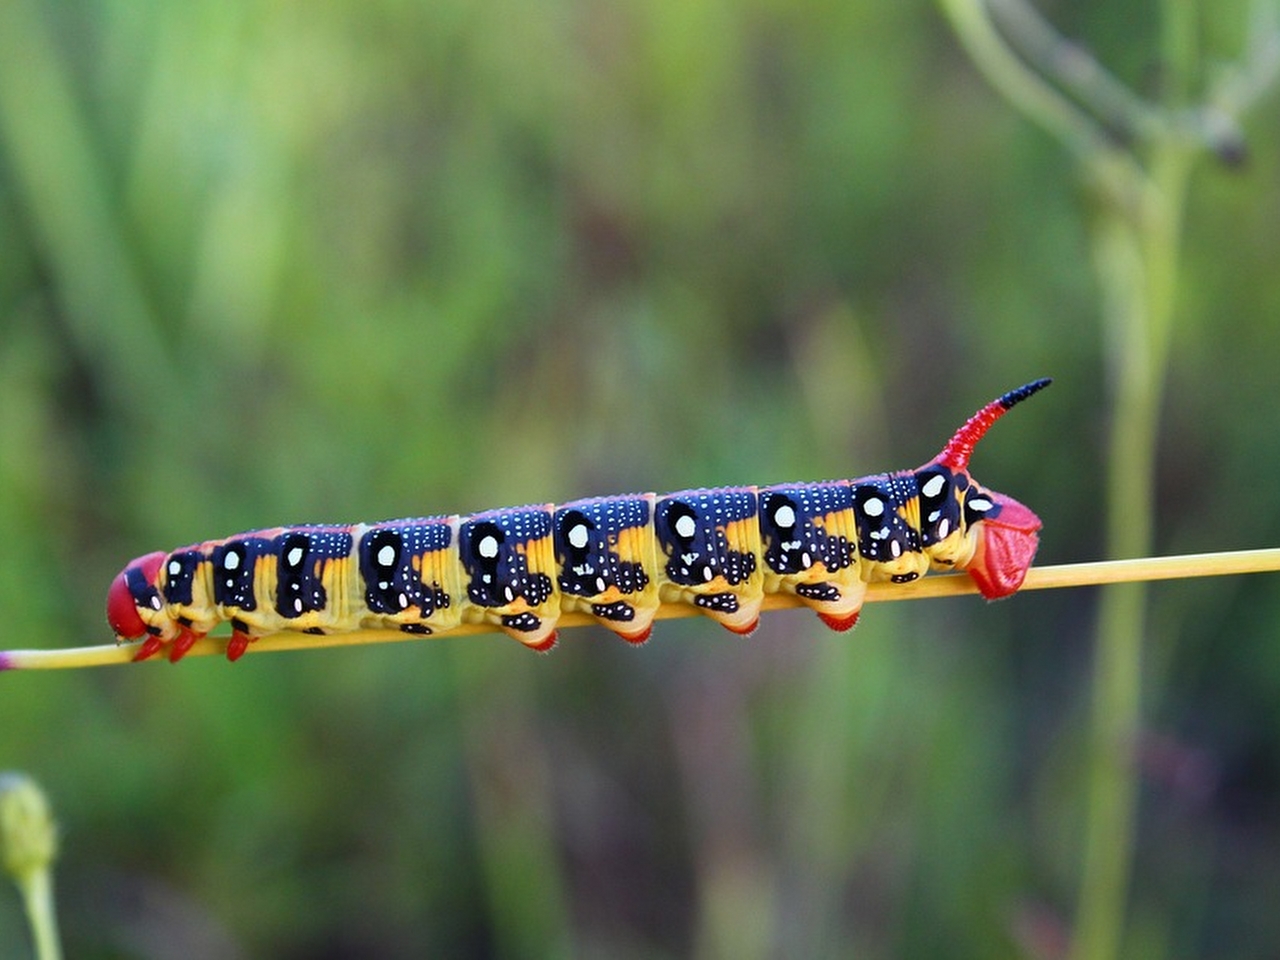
[0,0,1278,957]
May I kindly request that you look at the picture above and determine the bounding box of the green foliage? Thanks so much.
[0,0,1278,956]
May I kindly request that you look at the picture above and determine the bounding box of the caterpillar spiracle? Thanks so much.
[107,379,1050,663]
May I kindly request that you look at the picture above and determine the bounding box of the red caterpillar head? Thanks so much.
[931,379,1049,598]
[107,551,168,640]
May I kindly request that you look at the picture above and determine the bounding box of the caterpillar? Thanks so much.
[107,379,1049,663]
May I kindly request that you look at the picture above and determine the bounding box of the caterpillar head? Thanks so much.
[107,551,169,640]
[925,379,1049,599]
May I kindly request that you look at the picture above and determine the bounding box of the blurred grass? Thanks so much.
[0,0,1278,957]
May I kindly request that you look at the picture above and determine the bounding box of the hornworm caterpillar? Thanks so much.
[108,380,1049,662]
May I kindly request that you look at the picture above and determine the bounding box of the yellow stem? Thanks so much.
[4,549,1279,672]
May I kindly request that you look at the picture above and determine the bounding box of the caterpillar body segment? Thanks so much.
[554,495,661,644]
[106,380,1049,662]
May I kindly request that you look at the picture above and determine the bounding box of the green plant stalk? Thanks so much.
[1071,3,1196,953]
[15,867,62,960]
[936,2,1208,956]
[1071,139,1191,960]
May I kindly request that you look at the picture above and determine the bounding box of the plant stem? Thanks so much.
[16,869,62,960]
[1071,3,1195,951]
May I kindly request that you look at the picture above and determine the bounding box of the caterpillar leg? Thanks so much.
[793,580,867,633]
[691,591,763,635]
[818,609,860,632]
[167,627,204,662]
[591,601,658,644]
[129,626,204,663]
[130,634,167,662]
[497,613,559,652]
[225,628,257,662]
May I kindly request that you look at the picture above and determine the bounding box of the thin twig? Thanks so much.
[3,548,1278,672]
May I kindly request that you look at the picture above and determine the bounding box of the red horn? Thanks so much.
[936,379,1051,470]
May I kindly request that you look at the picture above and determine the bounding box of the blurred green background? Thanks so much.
[0,0,1278,957]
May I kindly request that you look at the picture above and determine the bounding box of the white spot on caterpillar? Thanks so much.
[478,535,499,559]
[286,546,304,567]
[703,566,714,582]
[377,544,396,567]
[863,497,885,518]
[969,497,993,513]
[568,524,589,549]
[922,474,946,498]
[504,585,515,602]
[293,597,303,614]
[150,596,162,610]
[937,518,950,538]
[596,576,606,593]
[774,504,796,528]
[890,540,902,558]
[800,552,811,569]
[223,552,241,571]
[674,514,697,539]
[168,560,182,577]
[398,592,408,609]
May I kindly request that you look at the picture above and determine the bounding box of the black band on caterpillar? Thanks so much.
[107,380,1049,662]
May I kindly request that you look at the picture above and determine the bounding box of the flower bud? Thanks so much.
[0,773,58,883]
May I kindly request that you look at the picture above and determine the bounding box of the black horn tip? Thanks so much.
[999,378,1052,410]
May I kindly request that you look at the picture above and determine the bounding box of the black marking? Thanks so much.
[914,466,962,547]
[694,592,740,613]
[554,496,651,598]
[399,623,432,635]
[273,529,351,619]
[459,509,555,609]
[126,563,165,616]
[852,476,920,564]
[890,572,919,583]
[962,486,1003,527]
[591,600,636,622]
[759,483,856,576]
[795,582,842,603]
[212,538,272,610]
[161,550,202,605]
[501,611,543,633]
[359,521,453,620]
[655,490,757,587]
